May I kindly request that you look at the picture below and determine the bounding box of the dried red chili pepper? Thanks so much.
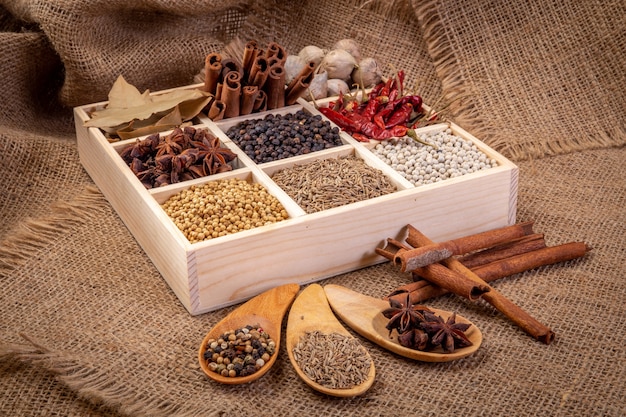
[384,102,414,129]
[360,96,389,120]
[318,106,360,133]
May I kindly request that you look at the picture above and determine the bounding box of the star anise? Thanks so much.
[382,292,433,335]
[192,131,237,176]
[397,328,430,350]
[155,128,185,157]
[421,313,473,353]
[120,134,158,163]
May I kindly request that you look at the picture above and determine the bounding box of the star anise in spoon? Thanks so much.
[421,313,473,353]
[382,292,433,335]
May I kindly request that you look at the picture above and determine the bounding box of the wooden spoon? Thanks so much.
[286,283,376,397]
[323,284,482,362]
[198,283,300,384]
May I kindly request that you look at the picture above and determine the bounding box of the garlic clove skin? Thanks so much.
[332,39,361,63]
[351,57,382,88]
[308,71,328,99]
[326,78,350,97]
[318,49,358,83]
[298,45,326,68]
[284,55,307,86]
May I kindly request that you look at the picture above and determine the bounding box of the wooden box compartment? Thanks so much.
[74,86,519,315]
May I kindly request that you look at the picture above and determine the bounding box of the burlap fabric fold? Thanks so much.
[411,0,626,160]
[1,0,625,416]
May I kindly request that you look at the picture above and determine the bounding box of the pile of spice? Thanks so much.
[225,110,343,164]
[270,155,397,213]
[370,128,498,187]
[291,331,371,389]
[383,293,472,353]
[161,178,288,243]
[316,69,427,142]
[202,325,276,378]
[119,126,236,189]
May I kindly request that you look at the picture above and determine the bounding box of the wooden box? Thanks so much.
[74,84,518,315]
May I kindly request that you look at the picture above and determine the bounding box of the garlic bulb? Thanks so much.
[318,49,357,82]
[284,55,306,85]
[351,57,382,88]
[298,45,325,68]
[326,78,350,97]
[308,72,328,99]
[332,39,361,63]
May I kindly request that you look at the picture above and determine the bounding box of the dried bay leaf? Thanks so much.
[116,105,192,140]
[85,75,213,129]
[107,75,148,108]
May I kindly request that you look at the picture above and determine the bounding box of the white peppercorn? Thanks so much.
[370,129,498,187]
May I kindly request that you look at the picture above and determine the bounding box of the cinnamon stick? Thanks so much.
[220,71,241,118]
[248,56,269,88]
[203,53,222,95]
[265,41,286,64]
[406,224,555,344]
[285,69,314,105]
[377,238,490,301]
[240,85,259,116]
[472,241,590,282]
[219,58,243,82]
[208,100,225,121]
[265,65,286,110]
[253,90,267,112]
[242,40,259,75]
[396,221,535,271]
[286,61,316,93]
[388,241,590,305]
[413,262,491,301]
[457,233,546,269]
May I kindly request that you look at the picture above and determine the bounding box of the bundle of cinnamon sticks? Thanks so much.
[202,40,315,120]
[376,221,591,344]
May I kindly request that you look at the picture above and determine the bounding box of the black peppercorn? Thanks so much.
[226,110,343,163]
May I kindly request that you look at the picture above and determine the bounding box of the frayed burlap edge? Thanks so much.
[0,334,223,417]
[411,0,491,141]
[0,186,108,277]
[410,0,626,161]
[500,123,626,162]
[0,186,228,417]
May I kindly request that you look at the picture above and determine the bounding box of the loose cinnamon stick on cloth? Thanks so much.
[378,239,491,301]
[406,224,556,344]
[396,221,535,271]
[457,233,546,269]
[385,241,591,305]
[472,241,590,282]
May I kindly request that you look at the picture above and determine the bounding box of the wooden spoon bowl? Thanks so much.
[198,283,300,384]
[324,284,482,362]
[286,284,376,397]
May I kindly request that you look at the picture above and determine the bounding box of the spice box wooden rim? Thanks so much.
[74,83,518,315]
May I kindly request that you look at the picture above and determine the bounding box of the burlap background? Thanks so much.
[1,0,624,416]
